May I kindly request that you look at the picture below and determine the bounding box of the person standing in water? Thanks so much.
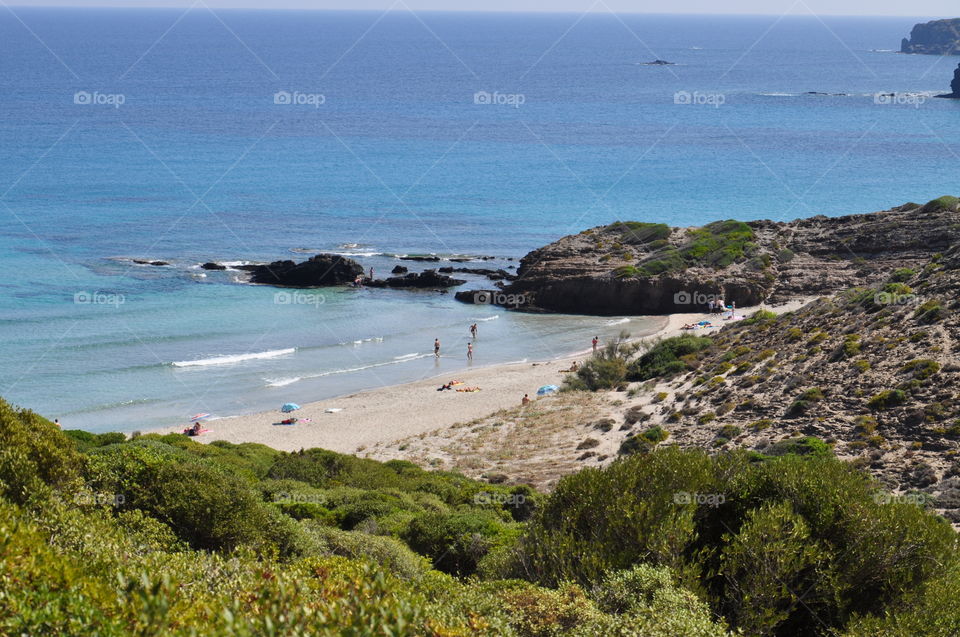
[434,338,441,358]
[467,342,473,360]
[470,323,478,339]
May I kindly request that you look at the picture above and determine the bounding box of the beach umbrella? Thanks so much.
[190,413,210,422]
[281,403,301,413]
[536,385,559,396]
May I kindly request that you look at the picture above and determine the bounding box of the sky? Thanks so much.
[4,0,956,18]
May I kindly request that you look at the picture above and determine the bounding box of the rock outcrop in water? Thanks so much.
[366,269,465,289]
[242,254,365,287]
[901,18,960,55]
[937,62,960,98]
[457,199,960,315]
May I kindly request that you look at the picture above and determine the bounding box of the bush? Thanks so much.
[511,448,957,636]
[403,511,518,576]
[0,400,85,505]
[565,332,639,391]
[921,195,959,213]
[629,336,713,381]
[868,389,908,410]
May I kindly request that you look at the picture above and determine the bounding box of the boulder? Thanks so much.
[391,265,408,274]
[201,262,227,271]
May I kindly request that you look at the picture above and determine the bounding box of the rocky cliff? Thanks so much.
[480,199,960,315]
[901,18,960,55]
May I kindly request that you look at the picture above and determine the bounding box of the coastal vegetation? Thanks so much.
[4,395,960,636]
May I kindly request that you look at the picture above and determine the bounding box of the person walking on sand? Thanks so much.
[470,323,478,339]
[522,394,531,406]
[434,338,441,358]
[467,342,473,360]
[592,336,599,353]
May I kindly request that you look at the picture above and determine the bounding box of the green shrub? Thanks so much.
[0,400,85,505]
[512,447,956,636]
[921,195,959,213]
[890,267,916,283]
[741,309,777,325]
[629,336,712,381]
[901,359,941,380]
[868,389,908,410]
[403,511,518,576]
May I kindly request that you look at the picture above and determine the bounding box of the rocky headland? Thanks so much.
[461,198,960,314]
[937,62,960,98]
[901,18,960,55]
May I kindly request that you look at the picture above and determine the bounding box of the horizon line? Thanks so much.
[3,5,950,19]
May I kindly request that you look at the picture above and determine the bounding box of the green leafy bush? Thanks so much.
[629,336,713,381]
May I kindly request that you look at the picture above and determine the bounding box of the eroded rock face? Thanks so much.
[487,203,960,315]
[245,254,364,287]
[901,18,960,55]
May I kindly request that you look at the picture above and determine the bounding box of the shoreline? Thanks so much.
[152,298,813,453]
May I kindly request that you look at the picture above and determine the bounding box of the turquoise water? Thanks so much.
[1,9,957,431]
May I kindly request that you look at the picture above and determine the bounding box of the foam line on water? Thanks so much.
[172,348,296,368]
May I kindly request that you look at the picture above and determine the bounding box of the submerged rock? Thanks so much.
[201,262,227,271]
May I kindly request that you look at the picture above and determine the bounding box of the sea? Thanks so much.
[1,8,957,432]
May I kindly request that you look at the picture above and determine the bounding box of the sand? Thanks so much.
[154,300,811,454]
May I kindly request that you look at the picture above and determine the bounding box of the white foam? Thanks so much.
[393,352,421,360]
[606,318,630,326]
[473,315,499,322]
[265,376,302,387]
[172,348,296,368]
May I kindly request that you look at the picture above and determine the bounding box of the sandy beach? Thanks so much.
[156,301,811,453]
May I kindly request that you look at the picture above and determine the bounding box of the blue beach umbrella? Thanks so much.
[281,403,301,413]
[536,385,559,396]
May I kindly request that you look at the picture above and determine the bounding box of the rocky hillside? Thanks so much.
[488,199,960,315]
[389,246,960,525]
[901,18,960,55]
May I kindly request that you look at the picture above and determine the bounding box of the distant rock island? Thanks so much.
[641,59,675,65]
[901,18,960,55]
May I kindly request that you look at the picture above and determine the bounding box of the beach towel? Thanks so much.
[324,408,342,413]
[183,428,211,436]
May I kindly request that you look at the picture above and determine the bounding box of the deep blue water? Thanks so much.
[1,9,957,431]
